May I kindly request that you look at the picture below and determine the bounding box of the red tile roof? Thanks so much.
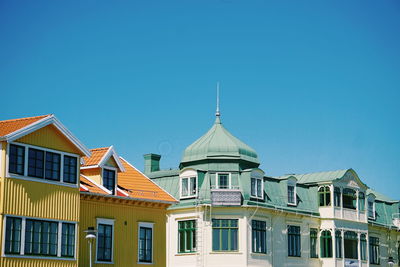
[82,147,110,167]
[0,115,50,137]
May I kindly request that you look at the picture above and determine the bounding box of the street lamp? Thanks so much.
[388,256,394,267]
[84,227,97,267]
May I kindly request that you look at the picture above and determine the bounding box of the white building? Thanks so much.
[146,113,400,267]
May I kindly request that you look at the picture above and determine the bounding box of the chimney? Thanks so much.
[143,153,161,174]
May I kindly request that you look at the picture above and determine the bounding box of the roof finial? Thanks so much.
[215,82,221,123]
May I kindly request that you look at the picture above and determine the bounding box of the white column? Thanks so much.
[332,228,336,260]
[366,233,370,265]
[340,187,344,219]
[341,230,345,267]
[357,232,361,265]
[356,190,360,220]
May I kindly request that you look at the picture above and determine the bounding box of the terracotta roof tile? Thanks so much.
[118,158,177,203]
[82,147,110,167]
[0,115,50,137]
[80,175,109,194]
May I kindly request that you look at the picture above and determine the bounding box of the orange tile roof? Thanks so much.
[0,115,50,137]
[118,158,177,203]
[82,147,110,166]
[80,175,109,194]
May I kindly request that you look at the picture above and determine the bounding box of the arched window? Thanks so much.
[319,186,331,207]
[343,188,356,210]
[320,230,332,257]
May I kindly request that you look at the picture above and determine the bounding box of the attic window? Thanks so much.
[368,199,375,219]
[103,168,116,194]
[180,177,197,198]
[251,176,263,199]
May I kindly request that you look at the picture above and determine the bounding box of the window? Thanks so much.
[103,169,116,194]
[4,216,76,258]
[28,148,44,178]
[369,236,380,265]
[61,223,75,257]
[217,173,230,189]
[138,223,153,263]
[320,230,332,258]
[287,225,301,257]
[334,187,341,207]
[45,151,61,181]
[251,177,263,199]
[9,144,25,175]
[319,186,331,207]
[8,143,79,185]
[97,220,113,262]
[181,176,196,198]
[358,192,365,212]
[344,231,358,259]
[343,188,356,210]
[310,228,318,258]
[24,219,58,256]
[4,217,22,255]
[368,200,375,219]
[178,220,196,253]
[335,231,342,258]
[63,155,77,184]
[360,234,367,261]
[252,220,266,254]
[288,185,296,205]
[212,219,238,251]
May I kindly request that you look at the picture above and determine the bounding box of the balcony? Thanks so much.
[211,186,241,206]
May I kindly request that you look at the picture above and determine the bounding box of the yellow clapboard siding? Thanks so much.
[16,124,82,155]
[79,199,167,267]
[0,258,77,267]
[3,178,79,221]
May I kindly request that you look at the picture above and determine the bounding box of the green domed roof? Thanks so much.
[181,116,259,164]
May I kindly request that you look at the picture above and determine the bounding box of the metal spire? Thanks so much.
[215,82,221,123]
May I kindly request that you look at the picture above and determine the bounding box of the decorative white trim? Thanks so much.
[250,175,264,200]
[215,172,232,189]
[138,222,154,264]
[180,175,198,199]
[116,187,129,197]
[95,218,115,264]
[98,146,125,172]
[0,115,91,157]
[80,183,89,191]
[287,178,297,206]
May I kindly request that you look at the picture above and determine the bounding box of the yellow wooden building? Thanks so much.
[0,115,177,267]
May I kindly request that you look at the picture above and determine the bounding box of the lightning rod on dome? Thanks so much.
[216,82,220,117]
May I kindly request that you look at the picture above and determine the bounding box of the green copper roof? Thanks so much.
[277,169,349,184]
[181,116,259,164]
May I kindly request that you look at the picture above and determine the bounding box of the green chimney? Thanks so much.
[143,153,161,174]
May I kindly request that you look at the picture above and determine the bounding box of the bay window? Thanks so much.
[334,187,341,207]
[319,186,331,207]
[335,230,342,258]
[343,188,356,210]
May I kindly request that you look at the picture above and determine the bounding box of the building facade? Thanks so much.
[147,113,400,267]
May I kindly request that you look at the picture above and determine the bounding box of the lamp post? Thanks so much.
[84,227,97,267]
[388,256,394,267]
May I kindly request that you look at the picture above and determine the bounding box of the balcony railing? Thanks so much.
[211,186,241,206]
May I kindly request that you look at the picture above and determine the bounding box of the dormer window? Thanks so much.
[251,176,263,199]
[103,168,116,194]
[287,178,297,206]
[180,169,197,199]
[217,173,230,189]
[368,198,375,219]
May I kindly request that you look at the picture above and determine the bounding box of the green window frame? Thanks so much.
[61,223,75,257]
[343,188,356,210]
[212,219,238,251]
[310,228,318,258]
[319,186,331,207]
[9,144,25,175]
[369,236,380,265]
[344,231,358,259]
[178,220,196,253]
[360,234,367,261]
[358,192,365,212]
[24,219,58,256]
[335,231,342,258]
[320,230,332,258]
[4,217,22,255]
[287,225,301,257]
[252,220,266,254]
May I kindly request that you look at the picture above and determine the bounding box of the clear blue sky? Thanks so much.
[1,1,399,199]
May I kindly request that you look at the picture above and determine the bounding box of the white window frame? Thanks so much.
[6,142,80,188]
[287,178,297,206]
[102,166,118,194]
[1,215,77,260]
[179,169,198,199]
[250,177,264,199]
[215,172,231,189]
[367,198,376,219]
[95,218,115,264]
[138,222,154,264]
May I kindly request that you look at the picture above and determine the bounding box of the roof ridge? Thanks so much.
[281,169,349,177]
[0,114,51,124]
[90,147,111,151]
